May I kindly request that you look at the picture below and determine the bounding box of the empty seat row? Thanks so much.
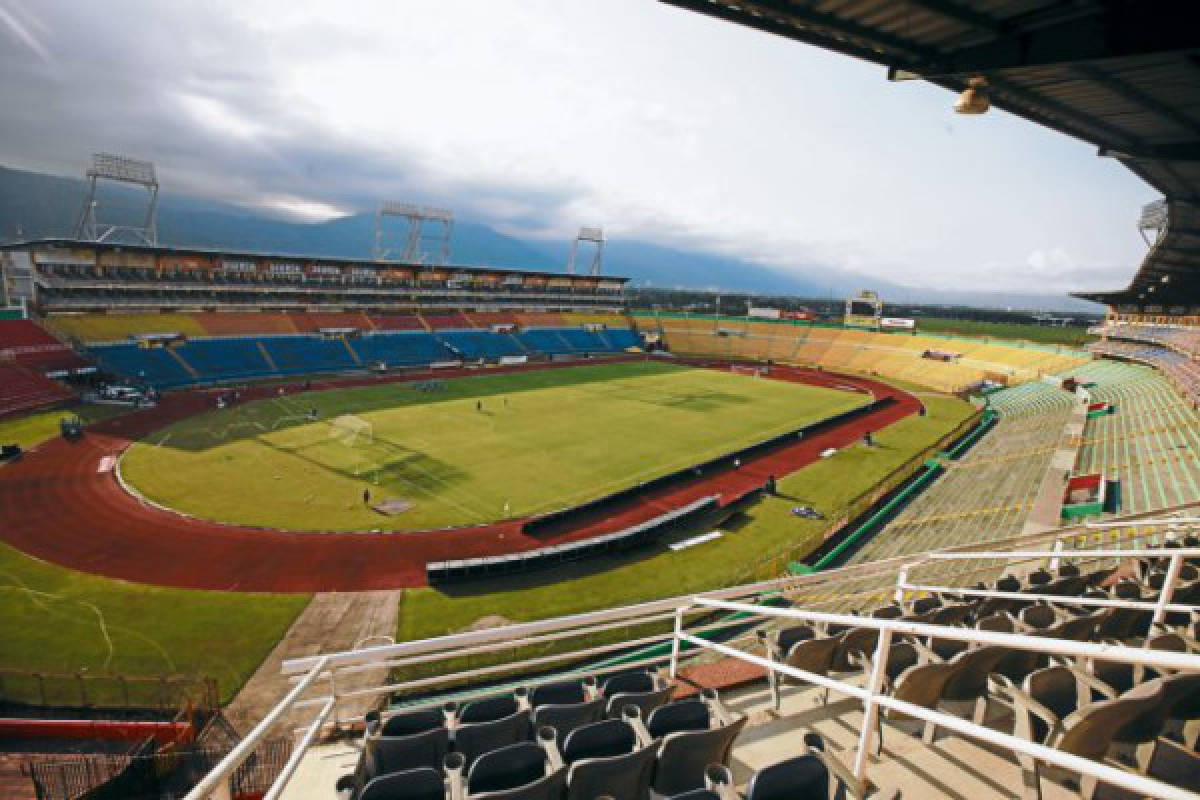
[758,556,1200,798]
[338,676,761,800]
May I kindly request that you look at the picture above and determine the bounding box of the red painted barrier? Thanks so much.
[0,718,194,745]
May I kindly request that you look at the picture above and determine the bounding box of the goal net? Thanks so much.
[730,365,763,378]
[328,414,374,446]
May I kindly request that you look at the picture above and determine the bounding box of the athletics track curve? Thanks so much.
[0,358,922,592]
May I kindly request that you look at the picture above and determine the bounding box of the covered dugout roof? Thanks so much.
[660,1,1200,309]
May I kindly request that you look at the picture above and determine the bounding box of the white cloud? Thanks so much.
[0,0,1160,297]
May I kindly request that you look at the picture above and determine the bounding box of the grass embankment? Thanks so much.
[914,317,1095,347]
[395,393,975,651]
[0,403,128,449]
[120,361,866,532]
[0,410,309,706]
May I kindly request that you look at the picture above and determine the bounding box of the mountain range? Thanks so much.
[0,165,1103,311]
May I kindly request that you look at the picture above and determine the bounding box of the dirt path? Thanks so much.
[222,590,401,735]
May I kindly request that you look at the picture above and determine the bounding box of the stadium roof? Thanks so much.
[661,1,1200,309]
[2,238,629,283]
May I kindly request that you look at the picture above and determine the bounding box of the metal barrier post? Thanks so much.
[669,607,685,680]
[893,566,910,605]
[1153,552,1184,627]
[1048,538,1064,571]
[853,628,892,782]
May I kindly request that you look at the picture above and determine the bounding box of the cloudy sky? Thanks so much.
[0,0,1158,294]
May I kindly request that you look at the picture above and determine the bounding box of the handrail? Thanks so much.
[897,582,1194,614]
[183,655,328,800]
[918,547,1200,560]
[683,597,1200,672]
[201,521,1199,799]
[675,630,1198,800]
[283,524,1196,676]
[1084,518,1200,529]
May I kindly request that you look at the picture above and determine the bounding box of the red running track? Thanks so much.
[0,359,921,592]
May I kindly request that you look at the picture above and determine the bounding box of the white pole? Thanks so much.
[1153,552,1185,627]
[853,628,892,781]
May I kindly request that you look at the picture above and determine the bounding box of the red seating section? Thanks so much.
[0,364,73,417]
[468,312,519,328]
[370,315,426,331]
[287,313,372,332]
[421,313,474,330]
[516,312,566,328]
[0,320,83,371]
[196,313,297,335]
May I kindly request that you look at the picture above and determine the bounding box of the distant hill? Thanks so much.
[0,164,1102,311]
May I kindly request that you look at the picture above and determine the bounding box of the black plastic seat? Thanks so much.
[532,696,604,741]
[605,684,673,716]
[460,694,520,724]
[775,624,817,654]
[1018,604,1058,630]
[529,679,587,707]
[996,575,1021,592]
[601,670,655,696]
[470,770,565,800]
[744,753,831,800]
[363,724,450,778]
[564,741,655,800]
[650,716,748,796]
[358,767,445,800]
[467,742,548,794]
[379,708,446,738]
[561,718,637,763]
[646,699,710,739]
[870,604,903,620]
[454,709,532,766]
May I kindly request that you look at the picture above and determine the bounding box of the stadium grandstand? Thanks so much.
[3,3,1200,800]
[0,239,638,395]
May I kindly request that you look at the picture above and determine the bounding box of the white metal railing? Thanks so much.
[184,656,328,800]
[671,597,1200,800]
[182,513,1199,800]
[903,547,1197,626]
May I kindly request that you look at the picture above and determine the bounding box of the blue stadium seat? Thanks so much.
[92,343,194,388]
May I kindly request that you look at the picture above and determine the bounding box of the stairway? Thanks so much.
[166,347,200,380]
[342,337,363,366]
[256,341,279,372]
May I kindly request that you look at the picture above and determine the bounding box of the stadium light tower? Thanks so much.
[566,226,604,276]
[373,202,453,265]
[74,153,160,245]
[1138,198,1168,246]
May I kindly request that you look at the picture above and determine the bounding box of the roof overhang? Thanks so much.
[660,1,1200,308]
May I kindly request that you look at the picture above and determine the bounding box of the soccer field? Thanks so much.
[119,361,869,531]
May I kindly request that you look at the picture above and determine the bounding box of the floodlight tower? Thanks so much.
[373,202,453,264]
[566,227,604,276]
[74,153,159,245]
[1138,198,1168,246]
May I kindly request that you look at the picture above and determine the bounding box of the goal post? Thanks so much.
[329,414,374,446]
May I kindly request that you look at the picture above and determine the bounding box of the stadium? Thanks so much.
[0,2,1198,800]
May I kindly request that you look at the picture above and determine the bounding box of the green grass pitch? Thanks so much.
[119,361,869,531]
[0,367,975,705]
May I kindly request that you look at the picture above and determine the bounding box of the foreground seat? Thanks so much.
[529,676,603,739]
[560,718,655,800]
[759,625,840,709]
[464,734,565,800]
[600,669,673,718]
[340,708,449,798]
[358,767,446,800]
